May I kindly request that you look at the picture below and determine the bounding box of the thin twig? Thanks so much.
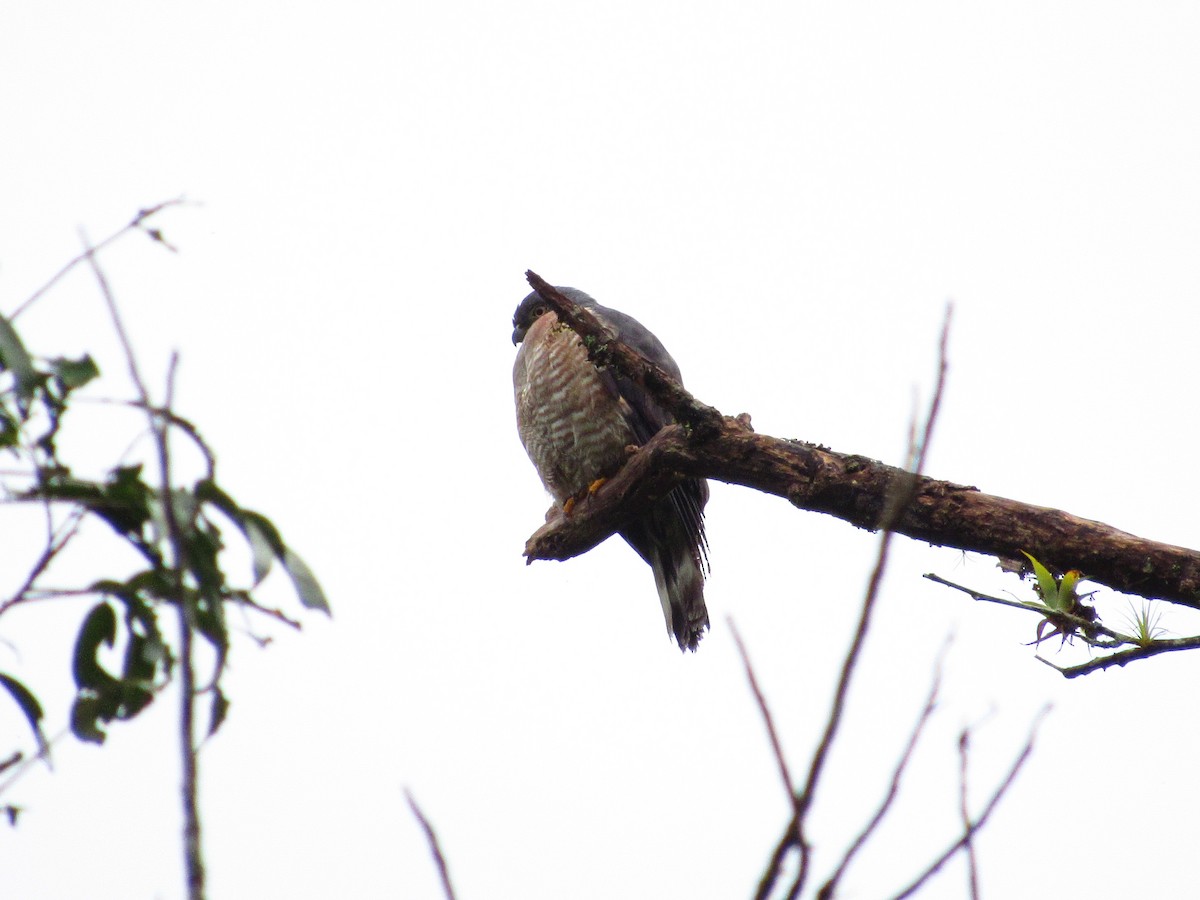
[926,572,1200,674]
[816,642,947,900]
[728,617,799,808]
[890,707,1049,900]
[958,729,980,900]
[779,507,897,899]
[1037,638,1200,676]
[78,397,217,479]
[405,789,458,900]
[923,573,1128,644]
[229,591,304,630]
[0,507,86,618]
[0,727,70,796]
[772,304,953,900]
[9,198,186,320]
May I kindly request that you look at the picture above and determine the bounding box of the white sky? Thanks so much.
[1,2,1199,898]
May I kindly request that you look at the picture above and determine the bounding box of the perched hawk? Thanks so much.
[512,287,710,651]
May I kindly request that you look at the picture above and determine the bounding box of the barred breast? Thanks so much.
[513,311,636,504]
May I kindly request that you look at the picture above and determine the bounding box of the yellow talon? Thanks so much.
[563,497,576,516]
[587,477,607,496]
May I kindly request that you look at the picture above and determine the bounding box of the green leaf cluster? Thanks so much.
[1021,551,1096,646]
[0,305,327,763]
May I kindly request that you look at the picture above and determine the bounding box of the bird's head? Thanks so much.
[511,287,595,345]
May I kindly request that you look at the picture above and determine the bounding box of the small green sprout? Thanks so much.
[1021,551,1096,647]
[1124,600,1166,648]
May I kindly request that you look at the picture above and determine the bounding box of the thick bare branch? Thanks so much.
[520,337,1200,615]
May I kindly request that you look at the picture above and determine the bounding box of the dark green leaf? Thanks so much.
[196,478,328,612]
[193,478,238,519]
[70,694,107,745]
[237,510,286,557]
[0,407,19,450]
[114,681,155,721]
[195,479,268,581]
[0,312,36,413]
[191,590,230,658]
[72,603,119,690]
[122,632,159,684]
[183,514,225,599]
[0,673,49,761]
[102,465,153,536]
[36,468,155,543]
[241,517,276,585]
[196,480,284,584]
[29,473,104,505]
[207,687,230,739]
[282,548,330,614]
[123,569,175,602]
[50,354,100,390]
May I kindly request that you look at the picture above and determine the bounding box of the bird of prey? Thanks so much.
[512,287,710,650]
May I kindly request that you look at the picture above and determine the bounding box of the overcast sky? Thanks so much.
[2,3,1199,898]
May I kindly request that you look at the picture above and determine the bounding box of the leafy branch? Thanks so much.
[925,567,1200,678]
[0,202,328,900]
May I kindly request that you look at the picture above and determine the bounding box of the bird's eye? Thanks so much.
[533,305,547,318]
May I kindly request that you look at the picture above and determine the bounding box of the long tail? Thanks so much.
[649,540,709,651]
[622,480,710,651]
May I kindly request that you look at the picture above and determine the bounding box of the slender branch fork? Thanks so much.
[9,198,186,321]
[755,305,953,900]
[889,708,1048,900]
[82,226,206,900]
[813,645,945,900]
[924,572,1200,677]
[728,618,799,809]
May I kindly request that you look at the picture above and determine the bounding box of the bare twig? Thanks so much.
[77,397,217,479]
[0,507,86,618]
[759,305,954,900]
[780,528,898,897]
[890,707,1050,900]
[0,726,70,796]
[958,729,980,900]
[229,591,304,631]
[405,789,458,900]
[10,198,186,320]
[816,643,946,900]
[728,617,798,808]
[0,752,21,776]
[1037,638,1200,677]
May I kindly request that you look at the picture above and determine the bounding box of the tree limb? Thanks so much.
[522,272,1200,615]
